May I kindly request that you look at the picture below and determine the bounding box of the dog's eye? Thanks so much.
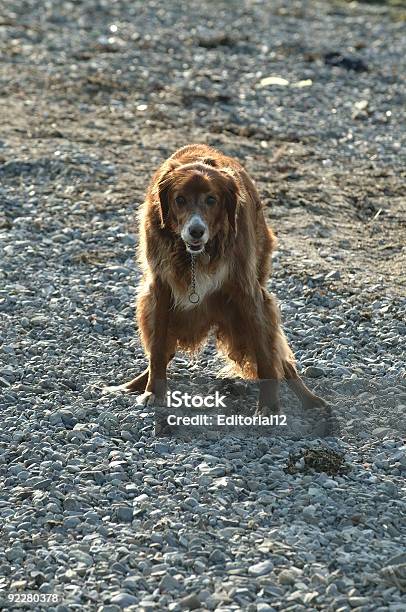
[175,196,186,206]
[206,195,217,206]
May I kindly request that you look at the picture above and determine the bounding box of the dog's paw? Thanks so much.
[102,383,133,395]
[136,391,166,407]
[302,394,327,410]
[255,403,280,417]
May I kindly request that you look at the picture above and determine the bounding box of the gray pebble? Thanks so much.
[248,560,274,577]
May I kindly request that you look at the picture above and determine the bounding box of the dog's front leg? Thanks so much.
[236,289,282,415]
[137,277,172,407]
[256,358,281,416]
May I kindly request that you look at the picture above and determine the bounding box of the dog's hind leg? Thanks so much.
[219,288,283,414]
[252,294,284,416]
[260,310,326,410]
[252,292,327,413]
[225,287,327,415]
[283,360,326,409]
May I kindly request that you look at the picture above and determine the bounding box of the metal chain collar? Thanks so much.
[189,254,200,304]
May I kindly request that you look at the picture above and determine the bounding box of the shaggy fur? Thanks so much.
[107,144,325,413]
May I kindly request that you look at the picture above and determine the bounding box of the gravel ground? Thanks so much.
[0,0,405,610]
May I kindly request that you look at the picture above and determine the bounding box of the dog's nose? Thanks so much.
[189,223,205,240]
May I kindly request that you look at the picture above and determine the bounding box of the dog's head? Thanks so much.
[156,162,239,254]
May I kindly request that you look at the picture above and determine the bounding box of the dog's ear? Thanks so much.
[223,174,240,236]
[157,161,179,228]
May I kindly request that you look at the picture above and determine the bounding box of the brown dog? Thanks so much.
[107,144,325,414]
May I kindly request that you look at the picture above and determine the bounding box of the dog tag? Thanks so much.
[189,292,200,304]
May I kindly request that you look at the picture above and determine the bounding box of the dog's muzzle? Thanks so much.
[181,215,209,254]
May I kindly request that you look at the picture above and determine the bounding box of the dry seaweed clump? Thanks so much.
[285,447,351,476]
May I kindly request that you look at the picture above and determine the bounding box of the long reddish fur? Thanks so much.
[136,144,295,380]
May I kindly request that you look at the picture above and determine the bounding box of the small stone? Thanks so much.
[248,560,274,577]
[304,366,325,378]
[58,410,76,428]
[6,547,25,561]
[134,494,149,504]
[259,76,289,87]
[302,505,318,523]
[63,569,76,582]
[197,463,226,477]
[308,486,325,498]
[209,549,227,564]
[30,315,48,326]
[179,594,201,610]
[122,577,140,592]
[111,562,128,575]
[257,605,276,612]
[355,99,369,111]
[159,574,182,592]
[63,496,82,511]
[153,442,170,455]
[278,567,303,585]
[34,478,53,490]
[115,505,133,523]
[71,550,93,566]
[348,596,371,607]
[109,592,138,608]
[63,517,81,529]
